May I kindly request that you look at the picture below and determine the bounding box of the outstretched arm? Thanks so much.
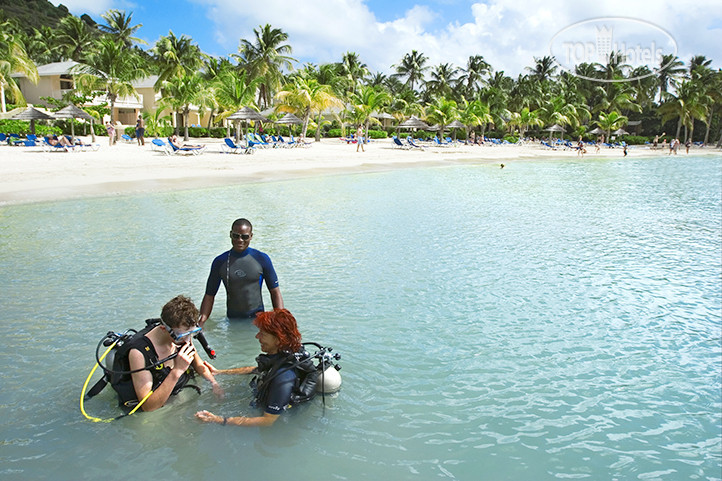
[195,410,280,427]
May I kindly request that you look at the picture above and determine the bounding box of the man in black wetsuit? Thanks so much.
[199,218,283,325]
[119,295,222,411]
[195,309,307,427]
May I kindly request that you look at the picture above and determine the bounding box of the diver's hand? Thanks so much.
[195,410,223,424]
[203,360,219,375]
[211,382,225,398]
[174,343,196,372]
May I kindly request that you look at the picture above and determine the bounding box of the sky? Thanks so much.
[51,0,721,79]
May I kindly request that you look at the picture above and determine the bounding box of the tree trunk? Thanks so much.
[315,112,322,142]
[183,107,190,141]
[675,118,682,139]
[703,109,715,146]
[1,83,6,113]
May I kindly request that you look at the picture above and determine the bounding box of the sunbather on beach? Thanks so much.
[170,135,204,149]
[48,135,72,147]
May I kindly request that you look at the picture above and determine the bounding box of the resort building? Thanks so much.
[12,61,210,128]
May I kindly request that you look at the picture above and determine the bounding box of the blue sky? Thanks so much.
[53,0,721,78]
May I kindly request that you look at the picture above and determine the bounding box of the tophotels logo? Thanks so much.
[549,17,678,83]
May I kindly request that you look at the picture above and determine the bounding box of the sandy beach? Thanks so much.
[1,137,718,206]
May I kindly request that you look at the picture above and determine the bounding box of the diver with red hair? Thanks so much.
[195,309,315,427]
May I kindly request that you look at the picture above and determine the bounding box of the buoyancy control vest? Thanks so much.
[110,319,195,409]
[251,349,320,410]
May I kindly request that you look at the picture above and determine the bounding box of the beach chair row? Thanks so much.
[1,133,99,151]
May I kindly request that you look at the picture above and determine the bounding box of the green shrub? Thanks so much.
[326,128,344,138]
[503,135,519,143]
[619,135,649,145]
[367,129,387,139]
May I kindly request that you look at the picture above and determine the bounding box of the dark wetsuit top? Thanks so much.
[253,353,298,415]
[205,248,279,319]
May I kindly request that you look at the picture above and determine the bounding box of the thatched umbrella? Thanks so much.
[613,128,629,136]
[11,107,55,135]
[544,123,566,140]
[274,112,303,136]
[228,106,269,142]
[398,115,430,130]
[447,119,466,141]
[588,126,604,135]
[53,104,95,143]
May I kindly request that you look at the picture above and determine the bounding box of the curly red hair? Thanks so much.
[253,309,302,352]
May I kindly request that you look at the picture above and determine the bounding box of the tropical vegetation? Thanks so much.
[1,4,720,146]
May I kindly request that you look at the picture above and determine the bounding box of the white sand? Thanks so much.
[0,136,716,206]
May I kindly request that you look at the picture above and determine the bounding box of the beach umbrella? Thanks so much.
[398,115,430,130]
[53,104,95,143]
[588,126,604,135]
[544,123,566,140]
[274,112,303,136]
[447,120,466,141]
[228,106,269,142]
[613,128,629,136]
[275,112,303,124]
[11,106,55,135]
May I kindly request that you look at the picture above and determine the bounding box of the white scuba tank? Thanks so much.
[316,365,342,393]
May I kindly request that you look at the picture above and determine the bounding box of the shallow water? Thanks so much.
[1,155,720,480]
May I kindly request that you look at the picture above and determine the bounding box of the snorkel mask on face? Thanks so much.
[160,317,202,345]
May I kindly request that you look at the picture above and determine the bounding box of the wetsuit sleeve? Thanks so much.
[264,368,296,415]
[257,251,279,289]
[204,254,225,296]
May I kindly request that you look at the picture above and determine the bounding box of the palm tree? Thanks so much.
[0,20,38,112]
[72,36,148,124]
[656,54,685,103]
[425,97,459,139]
[458,55,491,99]
[459,99,492,141]
[425,63,458,100]
[393,50,429,92]
[55,15,97,61]
[236,24,296,109]
[538,95,583,136]
[339,51,369,95]
[526,56,558,83]
[658,80,710,141]
[99,9,147,49]
[159,73,207,140]
[509,107,543,139]
[213,70,261,140]
[276,77,343,140]
[350,85,391,143]
[152,31,203,89]
[595,110,628,140]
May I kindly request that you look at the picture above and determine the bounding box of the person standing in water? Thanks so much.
[199,218,283,325]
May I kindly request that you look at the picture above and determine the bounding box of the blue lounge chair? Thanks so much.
[221,138,254,155]
[407,136,424,150]
[392,136,410,150]
[433,136,450,147]
[291,135,312,148]
[167,137,205,155]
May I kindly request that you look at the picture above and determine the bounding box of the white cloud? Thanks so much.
[54,0,722,77]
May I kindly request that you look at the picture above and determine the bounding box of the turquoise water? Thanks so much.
[1,155,720,480]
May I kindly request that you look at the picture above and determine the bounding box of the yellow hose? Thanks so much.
[80,339,154,421]
[80,340,117,422]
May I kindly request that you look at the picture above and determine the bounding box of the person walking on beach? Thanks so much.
[356,125,365,152]
[135,114,145,146]
[685,139,691,154]
[105,121,115,146]
[199,218,283,326]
